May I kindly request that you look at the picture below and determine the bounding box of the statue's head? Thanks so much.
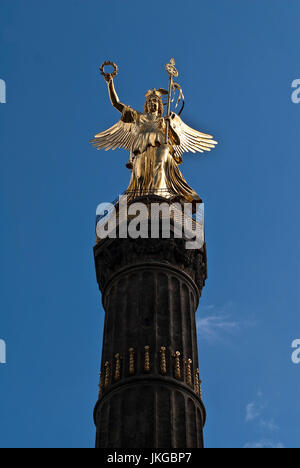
[144,89,166,116]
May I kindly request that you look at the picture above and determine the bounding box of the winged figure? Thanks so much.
[91,63,217,203]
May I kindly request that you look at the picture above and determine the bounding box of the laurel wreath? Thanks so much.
[100,61,118,79]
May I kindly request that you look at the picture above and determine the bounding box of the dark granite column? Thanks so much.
[93,213,207,448]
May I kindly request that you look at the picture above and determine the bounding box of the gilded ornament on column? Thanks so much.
[174,351,181,380]
[144,345,150,373]
[114,353,121,381]
[195,368,202,397]
[186,359,193,387]
[160,346,167,375]
[129,348,135,376]
[104,361,110,389]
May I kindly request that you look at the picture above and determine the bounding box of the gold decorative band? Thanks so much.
[114,353,121,381]
[104,361,110,389]
[97,348,203,400]
[129,348,135,376]
[195,368,203,398]
[160,346,167,375]
[144,346,150,373]
[174,351,181,380]
[186,359,193,387]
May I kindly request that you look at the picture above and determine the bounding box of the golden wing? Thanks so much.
[90,119,138,152]
[169,112,218,158]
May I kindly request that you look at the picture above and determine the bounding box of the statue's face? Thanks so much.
[146,96,159,114]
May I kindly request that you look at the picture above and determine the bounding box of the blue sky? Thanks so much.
[0,0,299,448]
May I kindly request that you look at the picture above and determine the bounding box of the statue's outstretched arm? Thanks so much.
[106,77,126,113]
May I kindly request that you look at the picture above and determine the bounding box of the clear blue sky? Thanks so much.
[0,0,299,448]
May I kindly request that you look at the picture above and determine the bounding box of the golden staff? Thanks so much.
[165,58,178,144]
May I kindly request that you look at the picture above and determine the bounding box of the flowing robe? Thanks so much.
[123,107,201,203]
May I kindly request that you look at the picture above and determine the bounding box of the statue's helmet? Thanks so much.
[144,88,167,116]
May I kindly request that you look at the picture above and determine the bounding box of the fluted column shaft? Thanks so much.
[94,234,207,448]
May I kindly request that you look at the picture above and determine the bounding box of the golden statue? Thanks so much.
[91,59,217,203]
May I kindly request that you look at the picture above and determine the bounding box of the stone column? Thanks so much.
[93,229,207,448]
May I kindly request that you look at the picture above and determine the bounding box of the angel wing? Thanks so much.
[169,112,218,159]
[90,118,138,152]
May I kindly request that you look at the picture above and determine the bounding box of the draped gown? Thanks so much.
[123,106,201,203]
